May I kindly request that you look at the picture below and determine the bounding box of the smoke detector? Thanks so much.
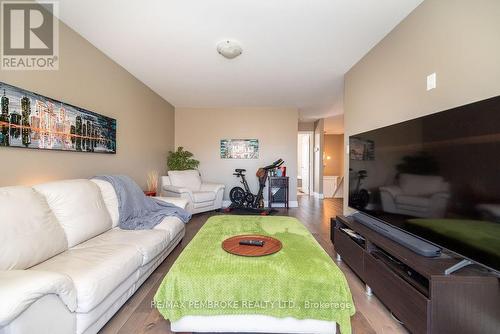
[216,40,243,59]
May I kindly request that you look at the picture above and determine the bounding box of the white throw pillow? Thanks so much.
[168,170,202,191]
[34,180,112,248]
[0,186,68,270]
[399,174,444,197]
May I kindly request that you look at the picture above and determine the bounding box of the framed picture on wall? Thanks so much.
[220,139,259,159]
[0,81,117,153]
[349,137,374,160]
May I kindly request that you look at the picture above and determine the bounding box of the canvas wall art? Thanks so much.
[0,81,116,153]
[220,139,259,159]
[350,137,375,161]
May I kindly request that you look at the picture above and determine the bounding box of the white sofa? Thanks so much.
[379,173,450,218]
[161,170,224,214]
[0,179,188,334]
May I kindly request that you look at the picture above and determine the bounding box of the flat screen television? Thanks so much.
[348,95,500,273]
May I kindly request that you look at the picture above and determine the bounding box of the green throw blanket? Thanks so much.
[154,216,355,333]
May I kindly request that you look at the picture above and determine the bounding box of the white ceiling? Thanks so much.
[56,0,422,121]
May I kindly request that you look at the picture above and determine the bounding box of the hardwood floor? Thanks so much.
[100,196,408,334]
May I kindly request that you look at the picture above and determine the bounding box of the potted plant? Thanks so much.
[167,147,200,171]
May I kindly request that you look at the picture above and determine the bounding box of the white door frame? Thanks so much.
[298,131,314,195]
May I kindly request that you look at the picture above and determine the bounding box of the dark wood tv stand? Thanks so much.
[332,215,499,334]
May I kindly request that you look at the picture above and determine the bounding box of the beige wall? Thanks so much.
[344,0,500,210]
[0,17,174,188]
[323,134,344,176]
[175,107,298,204]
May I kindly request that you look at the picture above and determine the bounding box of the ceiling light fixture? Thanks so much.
[216,40,243,59]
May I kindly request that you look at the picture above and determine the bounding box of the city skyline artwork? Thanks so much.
[0,81,116,153]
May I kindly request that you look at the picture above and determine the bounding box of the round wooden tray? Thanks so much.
[222,235,282,257]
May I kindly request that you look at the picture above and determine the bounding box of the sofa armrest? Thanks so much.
[163,185,193,201]
[0,270,77,326]
[379,185,403,198]
[163,185,192,195]
[431,192,450,199]
[199,183,225,193]
[155,196,189,210]
[160,176,171,187]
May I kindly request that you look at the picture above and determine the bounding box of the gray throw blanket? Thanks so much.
[94,175,191,230]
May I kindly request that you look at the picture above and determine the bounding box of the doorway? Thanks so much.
[297,132,313,195]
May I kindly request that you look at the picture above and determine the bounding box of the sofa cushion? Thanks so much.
[32,244,142,313]
[90,179,120,228]
[396,195,431,208]
[168,170,202,191]
[74,228,169,265]
[34,180,113,248]
[154,216,185,241]
[399,174,444,197]
[193,191,216,203]
[0,186,68,270]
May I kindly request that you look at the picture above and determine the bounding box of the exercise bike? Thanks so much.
[349,168,370,209]
[229,158,284,209]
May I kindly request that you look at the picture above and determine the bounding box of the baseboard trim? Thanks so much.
[222,200,298,208]
[313,192,324,199]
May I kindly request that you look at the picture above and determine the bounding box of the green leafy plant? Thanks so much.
[167,147,200,171]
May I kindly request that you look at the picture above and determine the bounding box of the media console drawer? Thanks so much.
[364,254,430,334]
[334,229,364,277]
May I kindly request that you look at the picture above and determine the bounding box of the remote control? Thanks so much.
[239,240,265,247]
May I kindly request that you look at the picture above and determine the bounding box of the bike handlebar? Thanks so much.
[263,158,284,170]
[232,158,284,177]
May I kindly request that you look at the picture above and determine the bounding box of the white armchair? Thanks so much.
[160,170,225,214]
[379,173,450,218]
